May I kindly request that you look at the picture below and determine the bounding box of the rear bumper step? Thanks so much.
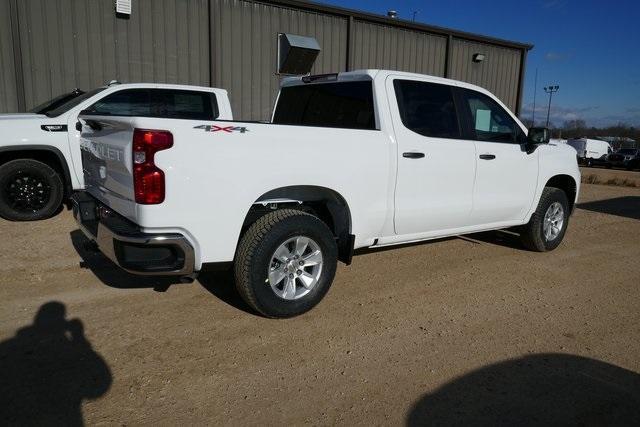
[71,193,195,276]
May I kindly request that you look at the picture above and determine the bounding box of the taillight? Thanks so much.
[132,128,173,204]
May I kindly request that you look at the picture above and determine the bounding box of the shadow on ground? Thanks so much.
[0,302,112,425]
[578,196,640,220]
[197,269,257,316]
[462,229,525,250]
[407,353,640,426]
[71,230,256,315]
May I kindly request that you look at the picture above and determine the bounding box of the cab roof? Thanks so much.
[280,69,492,96]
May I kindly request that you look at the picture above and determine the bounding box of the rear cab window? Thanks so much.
[85,89,219,120]
[272,81,376,130]
[393,79,461,139]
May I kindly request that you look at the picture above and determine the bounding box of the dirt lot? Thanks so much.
[1,182,639,425]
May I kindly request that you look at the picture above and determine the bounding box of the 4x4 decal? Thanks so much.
[194,124,249,133]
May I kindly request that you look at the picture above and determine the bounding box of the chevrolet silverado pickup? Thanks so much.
[73,70,580,318]
[0,83,232,221]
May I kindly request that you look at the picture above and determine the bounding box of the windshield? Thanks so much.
[43,88,106,118]
[29,90,84,114]
[617,149,637,155]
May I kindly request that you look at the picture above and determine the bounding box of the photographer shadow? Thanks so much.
[0,302,112,425]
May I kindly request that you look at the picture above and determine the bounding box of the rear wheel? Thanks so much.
[0,159,64,221]
[586,158,593,167]
[234,209,338,318]
[520,187,569,252]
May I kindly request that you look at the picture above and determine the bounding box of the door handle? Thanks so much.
[403,152,425,159]
[479,154,496,160]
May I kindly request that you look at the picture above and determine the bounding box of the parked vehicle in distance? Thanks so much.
[626,153,640,171]
[0,83,232,221]
[566,138,613,167]
[73,70,580,318]
[607,148,640,170]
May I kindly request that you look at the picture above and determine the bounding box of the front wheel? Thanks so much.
[520,187,569,252]
[234,209,338,318]
[0,159,64,221]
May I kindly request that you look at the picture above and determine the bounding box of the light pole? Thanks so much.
[532,68,538,125]
[544,85,559,127]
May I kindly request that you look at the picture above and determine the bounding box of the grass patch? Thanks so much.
[582,174,637,188]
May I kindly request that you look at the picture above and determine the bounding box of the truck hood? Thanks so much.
[0,113,47,121]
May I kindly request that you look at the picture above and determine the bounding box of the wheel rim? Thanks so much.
[266,236,323,300]
[3,171,51,213]
[543,202,564,242]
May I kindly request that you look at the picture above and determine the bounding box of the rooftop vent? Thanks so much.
[277,33,321,75]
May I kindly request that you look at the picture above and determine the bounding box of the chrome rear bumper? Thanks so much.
[71,193,194,276]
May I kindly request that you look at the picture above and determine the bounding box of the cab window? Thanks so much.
[460,88,525,144]
[393,79,461,139]
[273,81,376,130]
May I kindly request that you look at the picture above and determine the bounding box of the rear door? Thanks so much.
[388,77,477,235]
[456,88,538,225]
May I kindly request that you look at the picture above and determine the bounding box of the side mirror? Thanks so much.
[527,127,550,144]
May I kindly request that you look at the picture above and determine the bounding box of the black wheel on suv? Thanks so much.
[234,209,338,318]
[0,159,64,221]
[520,187,569,252]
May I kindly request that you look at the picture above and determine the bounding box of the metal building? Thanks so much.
[0,0,532,119]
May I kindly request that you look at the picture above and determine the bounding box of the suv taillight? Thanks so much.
[132,129,173,204]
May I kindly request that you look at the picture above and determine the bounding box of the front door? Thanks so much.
[457,88,539,225]
[388,77,477,236]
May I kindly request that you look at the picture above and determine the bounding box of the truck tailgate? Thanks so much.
[79,117,138,219]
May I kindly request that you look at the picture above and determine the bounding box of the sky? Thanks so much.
[317,0,640,128]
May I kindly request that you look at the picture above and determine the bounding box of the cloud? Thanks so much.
[544,52,570,62]
[626,107,640,114]
[519,103,614,127]
[542,0,568,9]
[591,114,640,128]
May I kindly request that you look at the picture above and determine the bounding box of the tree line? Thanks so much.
[520,118,639,145]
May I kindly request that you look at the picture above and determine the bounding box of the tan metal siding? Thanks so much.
[211,0,348,120]
[15,0,210,110]
[0,0,19,112]
[449,38,522,111]
[351,20,447,77]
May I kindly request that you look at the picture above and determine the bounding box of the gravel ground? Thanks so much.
[1,183,639,425]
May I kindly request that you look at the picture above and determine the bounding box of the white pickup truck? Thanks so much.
[0,83,232,221]
[73,70,580,318]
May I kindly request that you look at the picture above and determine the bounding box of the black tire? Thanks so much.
[234,209,338,318]
[586,158,593,167]
[0,159,64,221]
[520,187,569,252]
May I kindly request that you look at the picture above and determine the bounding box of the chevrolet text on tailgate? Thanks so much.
[73,70,580,318]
